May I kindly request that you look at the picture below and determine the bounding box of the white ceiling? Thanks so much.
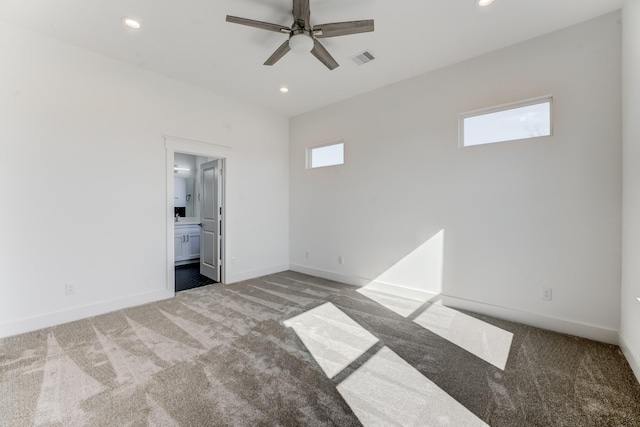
[0,0,623,117]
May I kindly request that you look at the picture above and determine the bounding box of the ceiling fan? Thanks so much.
[226,0,374,70]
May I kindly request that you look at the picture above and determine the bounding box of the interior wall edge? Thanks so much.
[290,264,620,345]
[619,332,640,383]
[0,289,174,340]
[620,0,640,387]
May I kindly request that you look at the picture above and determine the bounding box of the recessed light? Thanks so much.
[123,18,141,29]
[280,87,289,93]
[476,0,495,6]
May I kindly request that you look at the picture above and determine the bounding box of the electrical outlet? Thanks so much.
[540,287,552,301]
[65,283,76,296]
[338,256,344,265]
[305,251,310,259]
[231,257,236,265]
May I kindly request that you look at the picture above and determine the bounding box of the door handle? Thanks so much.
[186,235,189,243]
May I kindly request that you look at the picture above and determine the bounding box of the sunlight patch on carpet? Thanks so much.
[414,303,513,370]
[284,303,378,378]
[337,346,489,427]
[357,288,426,318]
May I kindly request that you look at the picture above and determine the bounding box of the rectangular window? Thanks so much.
[460,96,552,147]
[307,141,344,169]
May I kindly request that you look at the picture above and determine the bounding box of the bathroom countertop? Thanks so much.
[174,217,200,225]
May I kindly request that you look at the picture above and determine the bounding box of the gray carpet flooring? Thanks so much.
[1,271,639,426]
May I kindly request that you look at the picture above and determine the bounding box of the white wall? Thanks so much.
[0,20,289,338]
[290,13,622,343]
[621,0,640,380]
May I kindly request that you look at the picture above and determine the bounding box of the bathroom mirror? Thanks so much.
[174,178,195,217]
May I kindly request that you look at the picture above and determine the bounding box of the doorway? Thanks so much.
[173,153,224,292]
[166,136,229,294]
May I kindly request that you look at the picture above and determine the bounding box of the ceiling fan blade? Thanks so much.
[310,39,339,70]
[313,20,374,38]
[292,0,310,28]
[226,15,290,33]
[264,40,291,66]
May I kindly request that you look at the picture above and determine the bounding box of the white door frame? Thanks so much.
[165,135,231,292]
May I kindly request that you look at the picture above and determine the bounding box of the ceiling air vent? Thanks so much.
[350,50,375,66]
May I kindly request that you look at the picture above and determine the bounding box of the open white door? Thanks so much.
[200,159,223,282]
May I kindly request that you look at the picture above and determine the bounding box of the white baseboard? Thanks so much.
[438,294,619,345]
[360,280,441,302]
[1,264,295,339]
[289,264,371,287]
[226,264,290,284]
[289,264,619,345]
[619,333,640,383]
[5,264,620,347]
[0,289,175,339]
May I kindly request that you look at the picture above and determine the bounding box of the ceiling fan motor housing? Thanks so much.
[289,29,314,54]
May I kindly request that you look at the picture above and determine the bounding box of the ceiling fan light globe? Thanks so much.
[289,34,314,54]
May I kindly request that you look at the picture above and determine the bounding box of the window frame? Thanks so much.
[458,95,553,148]
[306,140,345,169]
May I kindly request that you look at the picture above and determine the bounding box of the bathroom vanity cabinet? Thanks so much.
[174,223,200,264]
